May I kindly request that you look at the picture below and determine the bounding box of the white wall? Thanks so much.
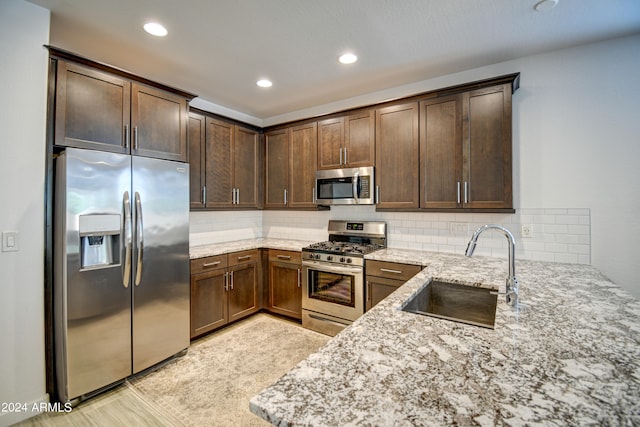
[196,33,640,298]
[0,1,50,425]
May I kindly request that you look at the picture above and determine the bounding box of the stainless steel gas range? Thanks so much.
[301,220,387,336]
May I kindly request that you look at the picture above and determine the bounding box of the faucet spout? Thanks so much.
[465,224,519,307]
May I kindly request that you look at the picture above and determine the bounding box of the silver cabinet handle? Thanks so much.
[380,268,402,274]
[134,191,143,286]
[237,255,251,261]
[224,272,229,291]
[312,187,316,204]
[344,147,348,165]
[123,124,129,149]
[464,181,468,204]
[201,186,206,205]
[202,261,221,268]
[457,182,461,204]
[122,191,132,288]
[376,185,380,204]
[297,268,301,288]
[339,147,343,166]
[277,254,291,260]
[235,188,240,204]
[230,271,234,290]
[133,126,139,150]
[284,188,288,205]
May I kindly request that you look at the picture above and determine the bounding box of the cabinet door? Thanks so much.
[375,102,419,209]
[264,129,289,208]
[269,261,302,319]
[420,95,463,209]
[463,84,513,209]
[228,262,259,322]
[317,117,344,170]
[205,117,234,208]
[289,122,318,208]
[366,276,404,311]
[188,112,206,209]
[190,269,228,338]
[234,126,260,208]
[131,83,188,161]
[54,61,130,153]
[344,110,375,167]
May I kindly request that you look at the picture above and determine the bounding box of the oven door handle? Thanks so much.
[302,260,363,275]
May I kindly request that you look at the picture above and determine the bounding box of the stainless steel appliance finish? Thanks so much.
[315,166,375,205]
[302,220,386,336]
[54,148,190,402]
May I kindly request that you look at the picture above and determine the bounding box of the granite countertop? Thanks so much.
[189,238,315,259]
[249,247,640,426]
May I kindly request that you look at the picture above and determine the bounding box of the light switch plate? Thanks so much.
[2,231,19,252]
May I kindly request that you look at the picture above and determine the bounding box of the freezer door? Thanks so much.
[54,148,132,402]
[131,156,190,373]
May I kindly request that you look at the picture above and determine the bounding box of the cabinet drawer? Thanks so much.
[366,260,422,281]
[191,254,227,274]
[268,249,301,264]
[228,249,260,267]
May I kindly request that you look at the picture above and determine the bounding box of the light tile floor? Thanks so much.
[15,314,330,427]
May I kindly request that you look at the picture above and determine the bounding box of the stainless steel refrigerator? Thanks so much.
[54,147,190,402]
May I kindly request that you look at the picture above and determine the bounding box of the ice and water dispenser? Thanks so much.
[79,214,121,269]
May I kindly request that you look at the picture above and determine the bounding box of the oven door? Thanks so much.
[302,260,364,322]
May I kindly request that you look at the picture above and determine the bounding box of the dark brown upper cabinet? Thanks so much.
[188,113,261,210]
[264,123,318,210]
[317,110,375,170]
[53,58,190,162]
[420,83,514,211]
[375,102,420,209]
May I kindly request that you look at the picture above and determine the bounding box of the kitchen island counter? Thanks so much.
[250,249,640,426]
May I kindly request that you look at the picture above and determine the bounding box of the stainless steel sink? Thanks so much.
[402,280,498,329]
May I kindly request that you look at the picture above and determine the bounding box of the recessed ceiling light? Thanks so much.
[143,22,168,37]
[534,0,558,12]
[339,53,358,64]
[257,79,272,88]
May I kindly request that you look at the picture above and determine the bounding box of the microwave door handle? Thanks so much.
[352,171,359,203]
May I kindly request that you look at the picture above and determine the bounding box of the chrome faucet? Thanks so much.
[465,224,519,307]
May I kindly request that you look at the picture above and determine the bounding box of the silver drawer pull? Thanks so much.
[277,255,291,260]
[202,261,221,267]
[237,255,252,261]
[380,268,403,274]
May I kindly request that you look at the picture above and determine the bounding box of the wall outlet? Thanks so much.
[521,224,532,238]
[449,222,469,234]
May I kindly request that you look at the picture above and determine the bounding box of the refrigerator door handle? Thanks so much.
[123,191,132,287]
[134,191,144,286]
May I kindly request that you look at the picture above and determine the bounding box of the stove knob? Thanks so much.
[347,258,352,263]
[340,257,345,263]
[327,256,333,261]
[314,254,321,260]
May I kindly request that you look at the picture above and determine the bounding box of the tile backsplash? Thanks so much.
[191,207,590,265]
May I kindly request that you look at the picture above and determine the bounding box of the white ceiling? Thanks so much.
[27,0,640,125]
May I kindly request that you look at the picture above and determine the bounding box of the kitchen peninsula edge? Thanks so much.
[245,246,640,426]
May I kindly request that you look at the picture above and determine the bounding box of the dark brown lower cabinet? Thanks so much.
[267,250,302,320]
[190,250,260,339]
[365,260,423,311]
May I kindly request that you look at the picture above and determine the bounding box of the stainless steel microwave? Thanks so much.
[315,166,375,205]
